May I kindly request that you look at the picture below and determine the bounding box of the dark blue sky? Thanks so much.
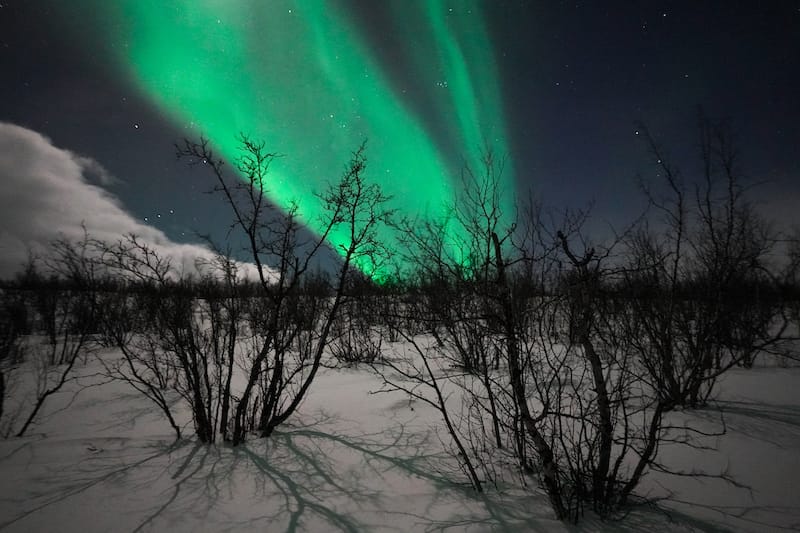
[1,1,798,262]
[490,1,799,227]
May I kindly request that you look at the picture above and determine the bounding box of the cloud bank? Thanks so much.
[0,122,259,279]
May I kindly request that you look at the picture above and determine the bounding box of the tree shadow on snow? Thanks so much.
[0,411,555,532]
[1,409,777,532]
[707,398,800,446]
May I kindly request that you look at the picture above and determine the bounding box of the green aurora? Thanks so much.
[68,0,515,278]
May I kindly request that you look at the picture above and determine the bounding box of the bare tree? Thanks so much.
[12,232,102,437]
[176,136,392,444]
[385,147,684,520]
[627,113,788,408]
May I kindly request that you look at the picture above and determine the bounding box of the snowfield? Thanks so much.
[0,347,799,532]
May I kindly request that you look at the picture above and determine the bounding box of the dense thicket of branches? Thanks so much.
[0,119,798,522]
[367,114,799,520]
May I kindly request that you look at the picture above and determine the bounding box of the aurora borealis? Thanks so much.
[67,0,515,277]
[2,2,798,280]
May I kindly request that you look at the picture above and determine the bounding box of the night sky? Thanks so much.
[1,1,798,276]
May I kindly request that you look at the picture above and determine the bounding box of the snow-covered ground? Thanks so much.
[641,366,800,532]
[1,347,798,532]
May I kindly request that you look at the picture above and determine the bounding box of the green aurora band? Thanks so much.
[71,0,515,278]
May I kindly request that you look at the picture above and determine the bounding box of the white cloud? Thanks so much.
[0,122,263,280]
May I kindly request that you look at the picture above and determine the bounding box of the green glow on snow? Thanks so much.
[69,0,514,278]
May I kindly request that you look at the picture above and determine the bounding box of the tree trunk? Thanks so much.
[493,232,567,519]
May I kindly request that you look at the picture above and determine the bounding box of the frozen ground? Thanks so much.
[0,348,798,532]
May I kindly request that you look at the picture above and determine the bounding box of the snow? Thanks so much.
[642,367,800,532]
[1,349,799,532]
